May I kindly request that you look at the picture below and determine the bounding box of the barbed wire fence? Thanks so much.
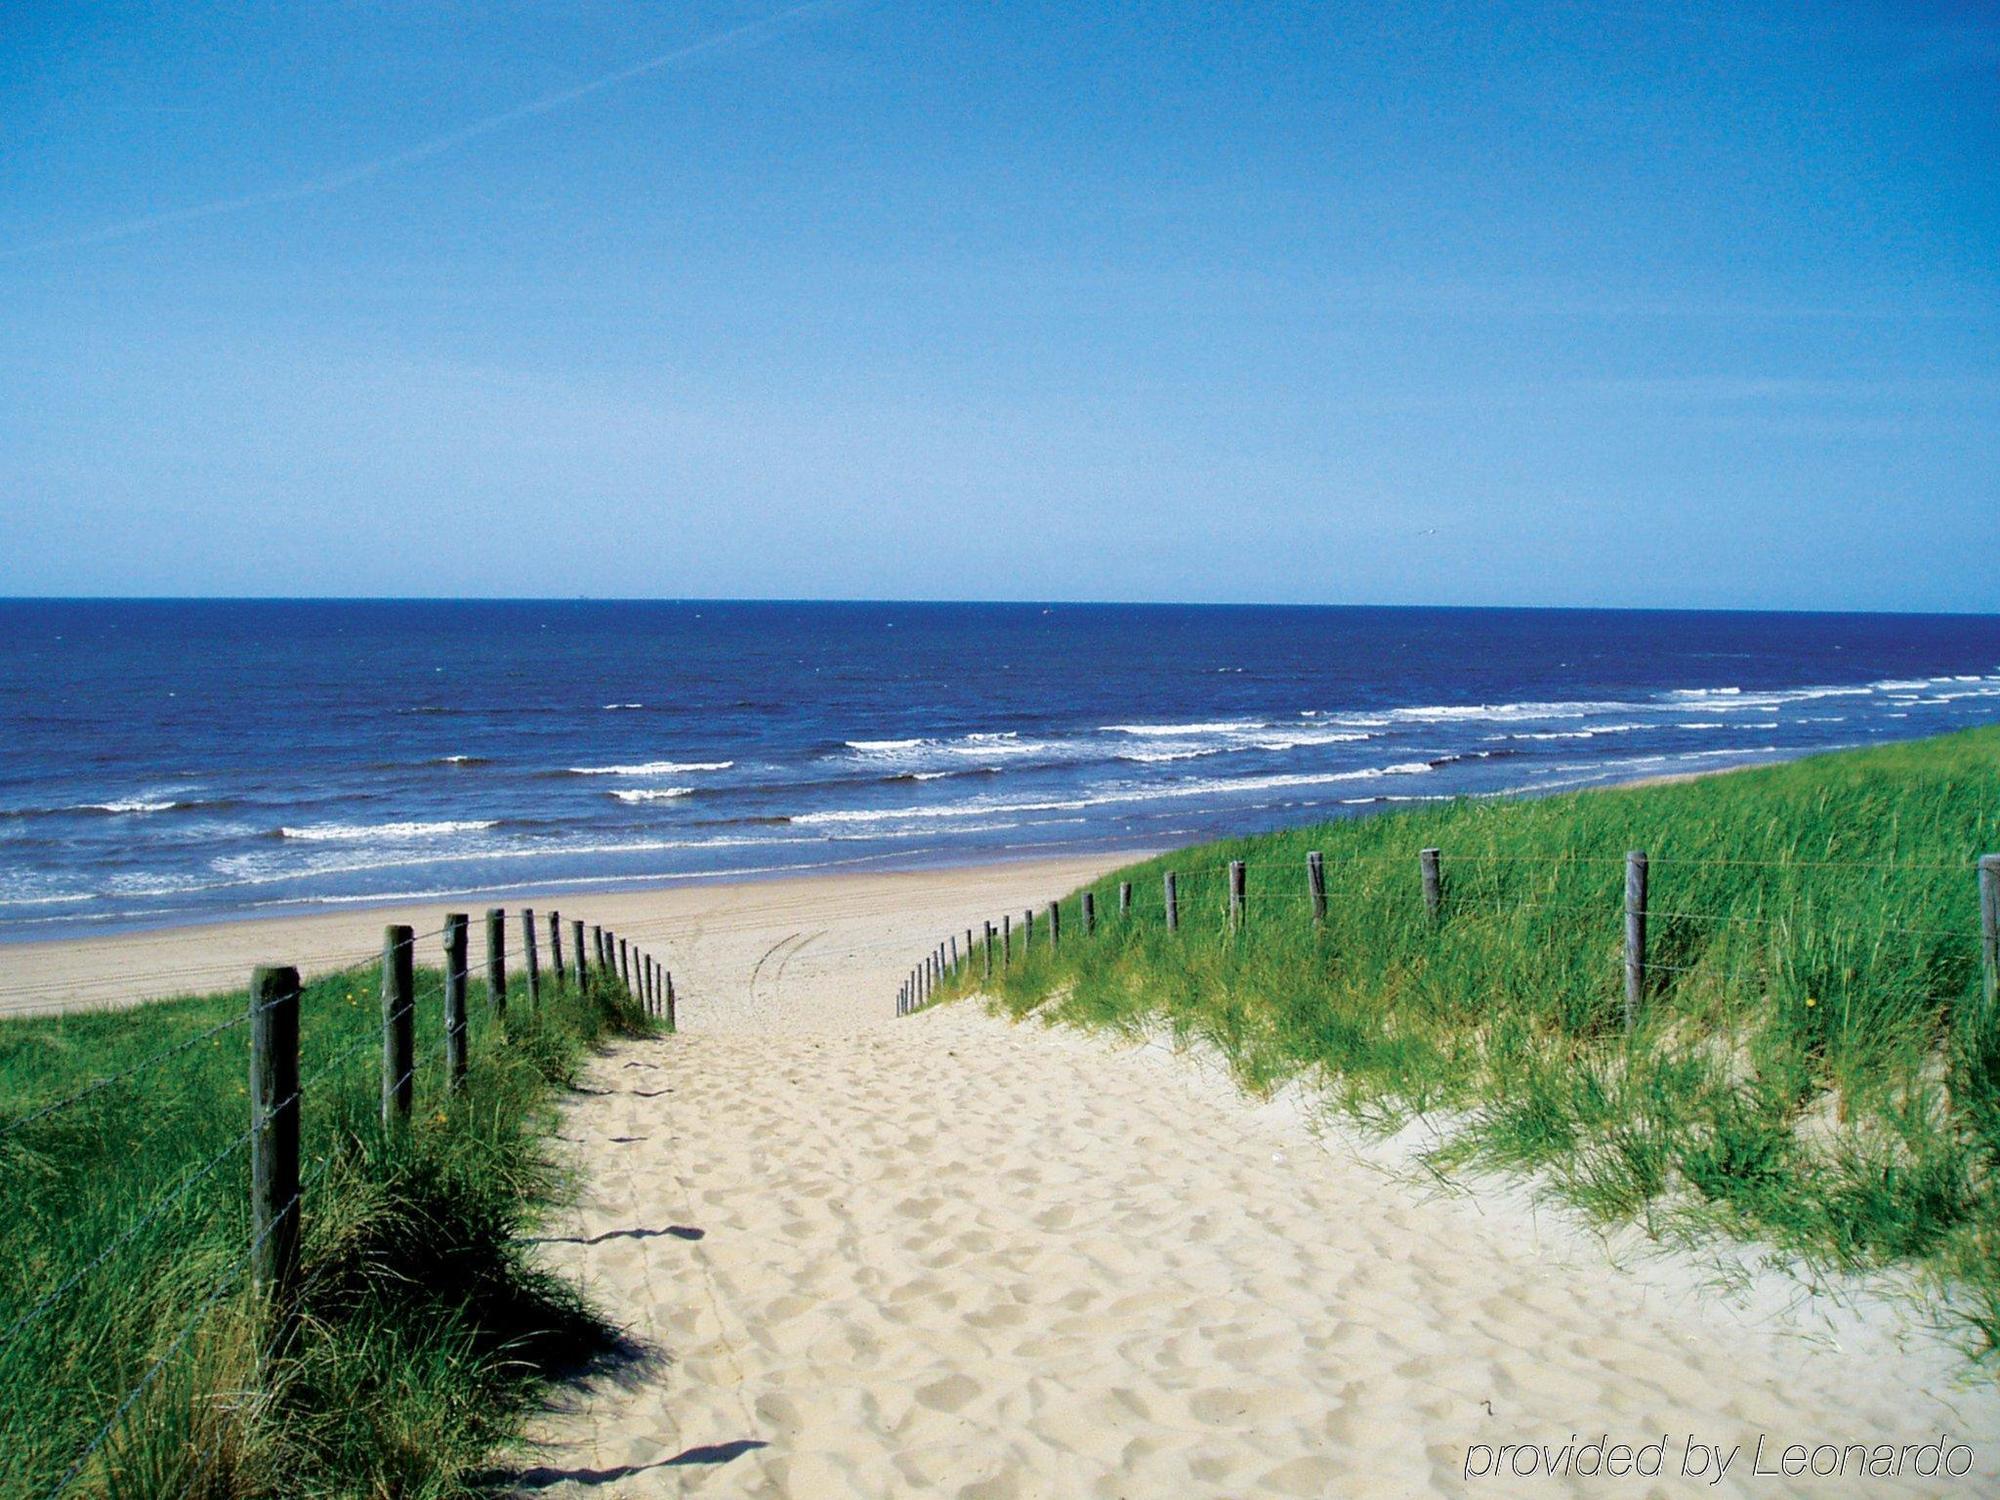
[0,904,675,1498]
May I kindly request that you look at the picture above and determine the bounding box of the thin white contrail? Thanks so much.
[9,0,835,257]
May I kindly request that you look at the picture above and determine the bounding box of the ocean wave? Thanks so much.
[1117,747,1221,764]
[1,795,224,820]
[565,760,734,776]
[602,702,644,710]
[279,819,499,842]
[790,760,1443,828]
[431,755,492,766]
[1101,720,1268,736]
[609,787,694,803]
[1249,730,1374,751]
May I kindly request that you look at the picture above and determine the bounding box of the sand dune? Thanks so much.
[508,868,1998,1498]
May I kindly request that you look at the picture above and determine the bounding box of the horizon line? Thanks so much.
[2,594,1998,620]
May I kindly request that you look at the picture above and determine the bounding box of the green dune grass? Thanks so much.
[940,726,2000,1361]
[0,959,651,1498]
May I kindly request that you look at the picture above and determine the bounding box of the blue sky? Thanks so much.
[3,1,1996,609]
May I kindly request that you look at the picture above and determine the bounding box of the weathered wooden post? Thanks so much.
[665,971,677,1031]
[1082,891,1095,935]
[549,910,565,986]
[1308,851,1326,926]
[485,908,507,1019]
[984,919,994,978]
[444,914,469,1090]
[619,936,631,991]
[965,929,974,970]
[250,964,302,1304]
[1624,850,1649,1032]
[1048,901,1060,951]
[381,925,414,1128]
[1164,871,1179,933]
[591,924,605,973]
[1229,860,1246,930]
[950,935,959,970]
[1119,881,1132,917]
[1023,909,1034,951]
[571,918,586,988]
[1420,848,1442,923]
[1003,913,1012,966]
[1979,854,1999,1011]
[522,907,541,1006]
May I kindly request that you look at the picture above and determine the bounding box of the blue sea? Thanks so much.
[3,600,1998,941]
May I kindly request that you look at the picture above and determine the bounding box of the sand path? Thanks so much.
[511,875,1998,1498]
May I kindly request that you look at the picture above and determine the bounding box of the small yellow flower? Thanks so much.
[1805,995,1818,1008]
[432,1111,447,1125]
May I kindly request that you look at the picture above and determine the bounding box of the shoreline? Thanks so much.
[0,850,1145,1020]
[0,753,1800,1019]
[0,745,1812,955]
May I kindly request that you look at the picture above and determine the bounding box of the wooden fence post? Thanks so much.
[984,919,994,977]
[250,964,302,1305]
[1164,871,1179,933]
[1979,854,1998,1011]
[950,935,958,971]
[665,971,677,1031]
[591,925,604,972]
[965,929,974,970]
[1308,851,1326,925]
[1048,901,1060,951]
[444,913,469,1091]
[619,937,631,992]
[522,908,541,1006]
[1420,848,1442,923]
[1119,881,1132,917]
[1003,914,1012,966]
[1083,890,1095,935]
[1023,909,1034,950]
[549,911,565,986]
[485,908,507,1019]
[1624,850,1649,1032]
[571,919,586,989]
[381,925,414,1128]
[1229,860,1246,930]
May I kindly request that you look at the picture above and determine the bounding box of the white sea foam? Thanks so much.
[79,799,180,814]
[567,760,733,775]
[279,820,498,842]
[790,760,1442,828]
[1118,748,1221,764]
[1250,730,1373,750]
[609,787,694,803]
[1101,720,1268,736]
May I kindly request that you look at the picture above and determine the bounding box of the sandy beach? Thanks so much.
[0,854,1134,1024]
[6,855,1995,1495]
[469,861,1991,1498]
